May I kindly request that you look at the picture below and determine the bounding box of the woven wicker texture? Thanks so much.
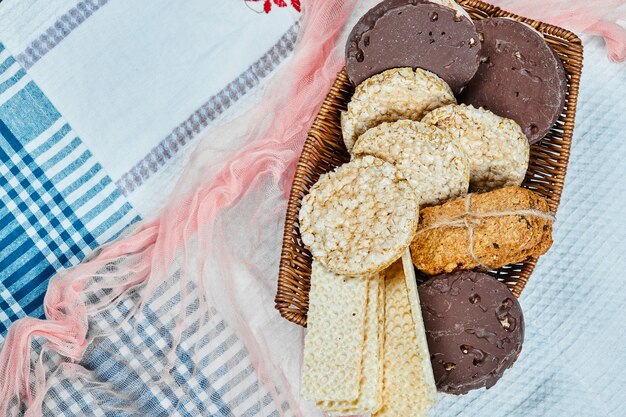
[276,0,583,327]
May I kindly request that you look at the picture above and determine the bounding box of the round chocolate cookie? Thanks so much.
[418,271,524,395]
[345,0,480,94]
[460,18,567,144]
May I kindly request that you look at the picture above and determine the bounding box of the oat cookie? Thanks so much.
[410,186,553,275]
[352,120,470,207]
[299,155,419,276]
[422,104,529,192]
[341,68,456,152]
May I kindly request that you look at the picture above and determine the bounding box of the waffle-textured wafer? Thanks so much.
[302,262,370,402]
[352,120,470,206]
[319,274,383,415]
[374,260,436,417]
[376,272,385,408]
[422,104,529,192]
[410,186,554,275]
[401,250,436,392]
[341,68,456,152]
[299,156,419,276]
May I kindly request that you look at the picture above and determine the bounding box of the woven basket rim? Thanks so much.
[276,0,583,327]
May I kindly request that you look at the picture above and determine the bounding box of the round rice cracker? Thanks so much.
[352,120,470,207]
[421,104,529,192]
[299,155,419,276]
[341,67,455,152]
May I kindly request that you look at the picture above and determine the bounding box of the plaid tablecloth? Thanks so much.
[1,0,625,416]
[0,0,298,340]
[0,40,138,335]
[0,1,300,415]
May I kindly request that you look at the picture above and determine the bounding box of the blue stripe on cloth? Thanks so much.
[0,283,26,333]
[0,42,139,339]
[27,123,72,158]
[40,137,84,171]
[86,193,135,233]
[36,279,293,417]
[16,279,48,316]
[70,176,116,213]
[59,164,102,195]
[0,56,16,73]
[49,150,92,183]
[0,68,26,96]
[240,392,273,417]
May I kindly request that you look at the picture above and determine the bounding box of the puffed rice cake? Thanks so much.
[341,67,456,152]
[352,120,470,207]
[299,155,419,276]
[421,104,529,192]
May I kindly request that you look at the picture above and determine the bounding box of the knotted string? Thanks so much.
[415,193,556,269]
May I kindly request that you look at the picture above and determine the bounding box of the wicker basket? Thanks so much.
[276,0,583,327]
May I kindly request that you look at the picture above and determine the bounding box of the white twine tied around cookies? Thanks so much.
[415,193,556,270]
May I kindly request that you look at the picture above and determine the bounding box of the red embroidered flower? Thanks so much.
[246,0,301,13]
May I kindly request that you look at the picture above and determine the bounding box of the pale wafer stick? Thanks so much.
[302,262,369,402]
[376,273,385,408]
[401,249,437,395]
[318,273,383,415]
[375,259,436,417]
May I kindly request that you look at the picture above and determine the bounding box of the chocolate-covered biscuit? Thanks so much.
[345,0,480,94]
[418,271,524,395]
[460,18,567,144]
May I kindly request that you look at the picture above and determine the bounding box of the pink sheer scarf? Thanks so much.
[491,0,626,61]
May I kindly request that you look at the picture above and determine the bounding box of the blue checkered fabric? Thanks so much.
[39,279,294,417]
[0,42,140,339]
[0,33,298,417]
